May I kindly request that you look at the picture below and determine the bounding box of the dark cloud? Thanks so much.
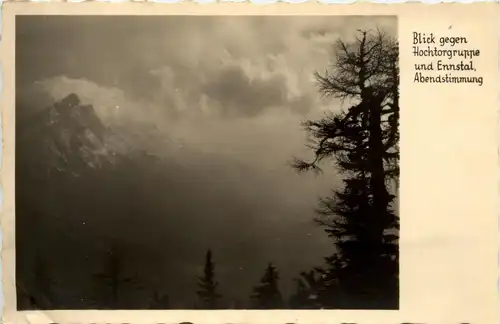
[203,65,288,118]
[17,15,397,118]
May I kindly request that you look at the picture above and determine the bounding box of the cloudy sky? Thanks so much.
[16,15,397,306]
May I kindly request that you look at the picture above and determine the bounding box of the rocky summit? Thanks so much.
[17,93,118,176]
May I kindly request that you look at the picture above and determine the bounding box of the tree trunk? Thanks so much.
[367,94,390,241]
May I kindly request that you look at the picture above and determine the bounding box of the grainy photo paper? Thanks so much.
[1,2,499,324]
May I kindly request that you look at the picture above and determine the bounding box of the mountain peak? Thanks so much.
[49,93,107,141]
[54,93,81,114]
[62,93,80,106]
[17,92,118,175]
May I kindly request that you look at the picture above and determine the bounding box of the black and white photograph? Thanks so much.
[15,15,399,311]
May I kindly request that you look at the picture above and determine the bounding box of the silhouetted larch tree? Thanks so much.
[93,244,140,309]
[289,270,323,309]
[292,29,399,309]
[17,251,54,310]
[250,263,283,309]
[196,249,221,309]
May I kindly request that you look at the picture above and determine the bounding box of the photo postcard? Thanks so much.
[1,2,499,324]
